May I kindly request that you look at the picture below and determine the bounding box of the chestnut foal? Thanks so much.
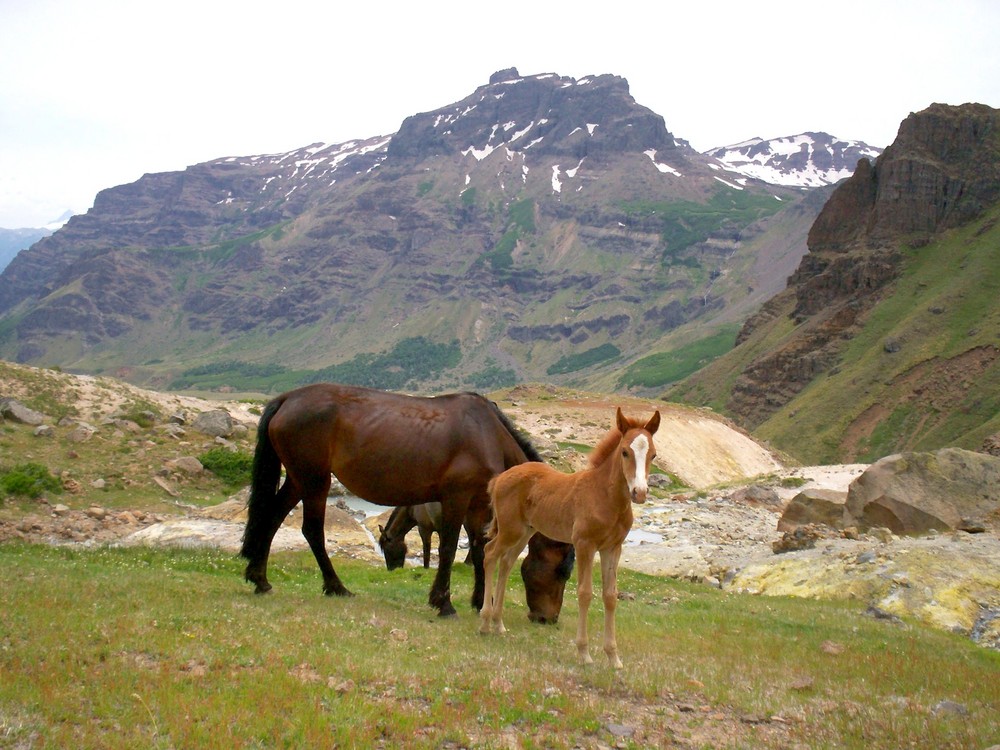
[479,407,660,667]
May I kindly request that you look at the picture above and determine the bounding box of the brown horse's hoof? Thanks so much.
[437,606,458,618]
[324,586,354,597]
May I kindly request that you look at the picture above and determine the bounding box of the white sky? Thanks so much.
[1,0,998,227]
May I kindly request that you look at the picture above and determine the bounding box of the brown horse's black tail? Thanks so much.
[240,397,285,562]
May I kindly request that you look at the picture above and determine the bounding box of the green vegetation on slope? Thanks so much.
[620,326,739,389]
[756,209,1000,462]
[675,208,1000,464]
[547,344,621,375]
[170,337,463,394]
[622,190,784,262]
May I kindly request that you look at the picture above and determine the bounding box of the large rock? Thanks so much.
[191,409,234,437]
[0,397,46,425]
[778,488,849,532]
[845,448,1000,534]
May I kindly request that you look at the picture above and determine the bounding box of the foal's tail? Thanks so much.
[239,397,285,562]
[485,476,500,540]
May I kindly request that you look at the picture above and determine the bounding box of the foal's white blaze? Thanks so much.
[628,434,650,501]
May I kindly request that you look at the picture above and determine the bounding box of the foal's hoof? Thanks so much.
[437,604,458,618]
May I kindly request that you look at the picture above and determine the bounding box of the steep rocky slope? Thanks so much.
[672,103,1000,463]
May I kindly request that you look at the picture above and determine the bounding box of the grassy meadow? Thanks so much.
[1,543,997,749]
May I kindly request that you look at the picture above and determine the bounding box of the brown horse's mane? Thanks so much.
[588,414,646,468]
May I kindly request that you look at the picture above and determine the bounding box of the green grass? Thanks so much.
[1,543,996,749]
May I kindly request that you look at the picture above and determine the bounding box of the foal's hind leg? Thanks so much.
[299,476,351,597]
[479,528,532,635]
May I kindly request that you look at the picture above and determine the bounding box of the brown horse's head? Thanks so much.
[377,524,408,571]
[521,535,575,624]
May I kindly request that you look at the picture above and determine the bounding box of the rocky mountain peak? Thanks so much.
[388,70,680,163]
[706,132,882,189]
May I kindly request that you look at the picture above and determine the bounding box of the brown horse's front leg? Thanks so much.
[465,501,491,611]
[430,519,461,617]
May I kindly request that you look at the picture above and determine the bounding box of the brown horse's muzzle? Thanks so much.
[631,487,648,504]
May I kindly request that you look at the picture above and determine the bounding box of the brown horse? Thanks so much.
[479,407,661,667]
[240,383,549,617]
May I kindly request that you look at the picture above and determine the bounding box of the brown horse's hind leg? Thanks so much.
[299,479,351,597]
[244,483,300,594]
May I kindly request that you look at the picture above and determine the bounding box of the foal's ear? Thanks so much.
[615,406,628,434]
[644,410,661,435]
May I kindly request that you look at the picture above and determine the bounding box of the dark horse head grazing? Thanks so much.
[240,383,573,618]
[377,502,444,570]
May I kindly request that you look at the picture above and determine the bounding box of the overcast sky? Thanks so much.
[2,0,998,228]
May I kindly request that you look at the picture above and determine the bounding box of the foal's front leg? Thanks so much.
[574,543,596,665]
[599,545,624,669]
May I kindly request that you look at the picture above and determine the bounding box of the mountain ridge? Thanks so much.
[0,69,875,407]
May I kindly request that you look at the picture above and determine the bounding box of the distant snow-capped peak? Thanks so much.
[705,132,882,188]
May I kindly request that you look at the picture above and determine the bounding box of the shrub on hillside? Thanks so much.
[198,447,253,488]
[0,462,63,498]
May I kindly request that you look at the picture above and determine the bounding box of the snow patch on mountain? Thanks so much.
[706,132,882,188]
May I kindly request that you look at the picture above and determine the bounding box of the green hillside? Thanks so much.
[673,207,1000,464]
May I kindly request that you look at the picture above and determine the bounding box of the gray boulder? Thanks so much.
[777,488,849,532]
[0,397,46,426]
[845,448,1000,534]
[191,409,234,438]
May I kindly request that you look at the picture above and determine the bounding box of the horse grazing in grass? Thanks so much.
[379,502,576,624]
[240,383,551,617]
[480,407,661,667]
[378,502,444,570]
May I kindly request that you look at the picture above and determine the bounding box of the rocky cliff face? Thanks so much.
[677,103,1000,462]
